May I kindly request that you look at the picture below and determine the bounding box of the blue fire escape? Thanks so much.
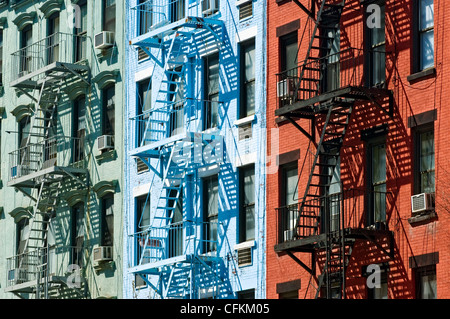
[128,0,226,299]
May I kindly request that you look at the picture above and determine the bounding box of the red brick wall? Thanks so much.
[266,0,450,299]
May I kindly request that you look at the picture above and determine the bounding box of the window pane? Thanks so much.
[420,0,434,30]
[206,177,219,217]
[420,30,434,70]
[208,55,219,95]
[421,273,437,299]
[372,144,386,184]
[285,166,298,206]
[285,41,298,72]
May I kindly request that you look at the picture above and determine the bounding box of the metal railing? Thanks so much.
[8,135,85,181]
[130,220,219,267]
[6,246,86,288]
[276,188,389,244]
[131,101,186,148]
[275,48,387,109]
[132,0,187,35]
[11,32,88,82]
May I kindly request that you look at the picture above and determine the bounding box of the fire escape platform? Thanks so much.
[10,61,90,90]
[275,86,392,118]
[274,227,394,253]
[7,166,88,189]
[130,131,222,159]
[131,16,224,48]
[128,253,221,275]
[4,275,68,294]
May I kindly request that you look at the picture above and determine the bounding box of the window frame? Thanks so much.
[203,53,220,130]
[239,164,255,243]
[413,123,435,195]
[101,193,114,247]
[413,0,435,73]
[203,174,219,253]
[239,38,256,119]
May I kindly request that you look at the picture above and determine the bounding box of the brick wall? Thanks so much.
[266,0,450,299]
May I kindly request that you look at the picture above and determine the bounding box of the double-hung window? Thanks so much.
[239,165,255,243]
[240,39,255,118]
[204,53,220,130]
[415,127,435,194]
[414,0,434,72]
[203,175,219,252]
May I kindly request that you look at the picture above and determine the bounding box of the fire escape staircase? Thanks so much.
[130,15,224,298]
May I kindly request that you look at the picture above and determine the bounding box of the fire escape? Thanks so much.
[274,1,394,299]
[128,1,225,299]
[5,32,90,298]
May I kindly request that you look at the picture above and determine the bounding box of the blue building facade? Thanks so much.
[123,0,267,298]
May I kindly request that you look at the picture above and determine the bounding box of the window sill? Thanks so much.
[234,114,255,127]
[234,240,255,251]
[95,149,117,164]
[407,67,436,84]
[408,211,437,226]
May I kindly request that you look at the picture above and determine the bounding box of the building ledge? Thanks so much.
[407,67,436,84]
[408,211,437,226]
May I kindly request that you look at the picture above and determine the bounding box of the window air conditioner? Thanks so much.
[97,135,114,151]
[93,246,113,263]
[411,193,435,214]
[202,0,219,16]
[11,165,25,179]
[284,229,294,242]
[277,78,295,98]
[94,31,115,50]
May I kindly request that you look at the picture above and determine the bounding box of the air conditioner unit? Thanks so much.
[8,268,28,284]
[94,31,115,49]
[93,246,113,263]
[277,78,295,98]
[202,0,219,15]
[11,165,25,179]
[97,135,114,151]
[411,193,435,214]
[284,229,294,242]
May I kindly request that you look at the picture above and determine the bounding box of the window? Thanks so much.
[279,163,298,242]
[364,264,389,299]
[101,194,114,246]
[71,203,85,267]
[18,116,31,174]
[16,218,29,255]
[280,32,298,74]
[136,195,151,265]
[136,195,150,231]
[47,13,60,64]
[279,290,298,299]
[204,53,220,130]
[414,0,434,72]
[169,68,185,137]
[20,25,32,76]
[239,165,255,243]
[168,188,183,258]
[415,128,435,194]
[137,78,152,146]
[325,29,340,92]
[170,0,185,23]
[203,175,219,253]
[366,2,385,86]
[367,142,387,227]
[75,0,87,62]
[326,154,341,233]
[415,265,437,299]
[73,96,86,162]
[103,0,116,33]
[102,85,116,139]
[240,39,255,118]
[138,0,152,35]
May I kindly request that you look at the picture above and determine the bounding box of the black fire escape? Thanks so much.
[274,0,395,299]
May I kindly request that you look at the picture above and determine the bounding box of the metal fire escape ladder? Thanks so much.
[15,79,63,290]
[293,1,345,102]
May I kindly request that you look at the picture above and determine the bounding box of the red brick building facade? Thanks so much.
[266,0,450,299]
